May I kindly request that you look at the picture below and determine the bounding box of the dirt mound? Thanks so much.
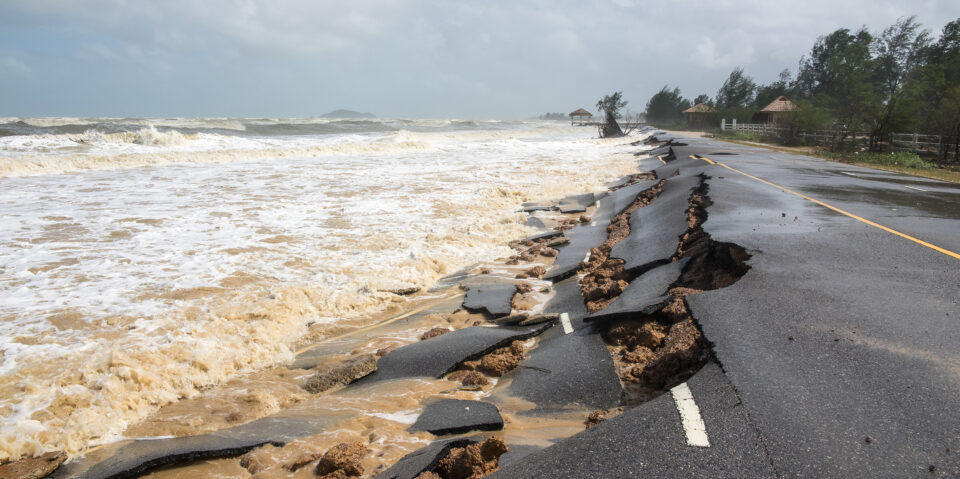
[0,452,65,479]
[428,437,509,479]
[447,370,491,387]
[603,297,709,402]
[315,442,368,478]
[579,181,664,312]
[515,265,546,279]
[421,327,452,340]
[478,341,525,376]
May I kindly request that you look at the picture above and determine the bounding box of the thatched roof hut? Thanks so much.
[682,103,716,128]
[570,108,593,118]
[569,108,592,125]
[757,96,797,124]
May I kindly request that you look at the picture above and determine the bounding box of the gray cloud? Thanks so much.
[0,0,957,117]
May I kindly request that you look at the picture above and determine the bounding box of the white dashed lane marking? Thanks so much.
[903,185,927,192]
[671,382,710,447]
[559,312,574,335]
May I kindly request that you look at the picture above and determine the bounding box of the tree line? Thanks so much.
[643,16,960,157]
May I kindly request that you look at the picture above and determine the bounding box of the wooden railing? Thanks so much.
[720,120,958,163]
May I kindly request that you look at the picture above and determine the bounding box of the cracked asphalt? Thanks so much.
[494,134,960,478]
[49,133,960,478]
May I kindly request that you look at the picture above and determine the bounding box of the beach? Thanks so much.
[0,118,640,471]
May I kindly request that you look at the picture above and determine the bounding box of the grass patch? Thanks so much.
[713,130,765,142]
[818,151,937,169]
[711,137,960,183]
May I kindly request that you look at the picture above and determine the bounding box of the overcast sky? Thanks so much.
[0,0,958,119]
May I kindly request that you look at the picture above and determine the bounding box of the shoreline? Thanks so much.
[3,131,662,478]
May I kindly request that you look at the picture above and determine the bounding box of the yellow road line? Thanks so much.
[695,156,960,260]
[657,155,667,165]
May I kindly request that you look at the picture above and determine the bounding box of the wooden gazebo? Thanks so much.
[756,96,797,125]
[682,103,716,128]
[569,108,593,126]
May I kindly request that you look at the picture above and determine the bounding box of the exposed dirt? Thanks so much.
[0,451,65,479]
[425,437,509,479]
[315,441,368,478]
[446,370,491,387]
[459,340,525,377]
[609,172,657,191]
[597,175,751,404]
[605,300,709,403]
[579,180,665,312]
[421,327,452,340]
[584,407,623,429]
[515,265,546,280]
[672,178,752,290]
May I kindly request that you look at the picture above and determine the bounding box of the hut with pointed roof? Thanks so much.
[569,108,593,126]
[756,96,797,125]
[682,103,716,128]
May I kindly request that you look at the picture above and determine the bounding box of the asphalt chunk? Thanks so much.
[410,399,504,436]
[586,259,688,323]
[558,193,596,214]
[610,174,702,273]
[462,284,517,318]
[366,324,552,382]
[374,438,475,479]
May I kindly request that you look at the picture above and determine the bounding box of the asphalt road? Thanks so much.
[52,133,960,478]
[495,134,960,477]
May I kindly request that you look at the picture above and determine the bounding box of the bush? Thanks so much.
[821,151,937,169]
[714,130,766,142]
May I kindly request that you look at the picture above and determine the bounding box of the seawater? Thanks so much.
[0,117,638,460]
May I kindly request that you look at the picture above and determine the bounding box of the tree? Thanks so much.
[716,67,757,122]
[795,27,877,133]
[716,67,757,109]
[645,86,690,124]
[596,91,628,137]
[910,17,960,159]
[693,94,712,106]
[869,16,931,147]
[755,69,793,109]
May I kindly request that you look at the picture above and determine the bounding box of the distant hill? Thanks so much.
[320,109,376,119]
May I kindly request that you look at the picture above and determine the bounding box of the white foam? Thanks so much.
[0,120,640,460]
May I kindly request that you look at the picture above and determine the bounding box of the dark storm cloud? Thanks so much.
[0,0,957,117]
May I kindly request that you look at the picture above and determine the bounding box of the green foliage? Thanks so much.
[539,112,568,120]
[714,130,765,142]
[693,94,712,106]
[819,151,937,169]
[716,67,757,109]
[703,17,960,161]
[755,69,792,109]
[596,91,627,120]
[645,85,690,124]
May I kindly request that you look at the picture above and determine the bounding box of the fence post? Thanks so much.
[732,118,737,130]
[721,119,726,131]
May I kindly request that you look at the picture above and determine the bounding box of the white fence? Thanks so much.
[720,119,958,162]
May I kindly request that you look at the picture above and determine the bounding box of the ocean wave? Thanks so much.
[0,136,436,177]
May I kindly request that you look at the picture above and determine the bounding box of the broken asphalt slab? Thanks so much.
[410,399,504,436]
[558,193,596,213]
[545,180,658,282]
[462,283,516,317]
[365,323,552,382]
[51,414,343,479]
[373,438,477,479]
[490,362,776,478]
[496,324,623,413]
[610,174,702,273]
[586,259,688,323]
